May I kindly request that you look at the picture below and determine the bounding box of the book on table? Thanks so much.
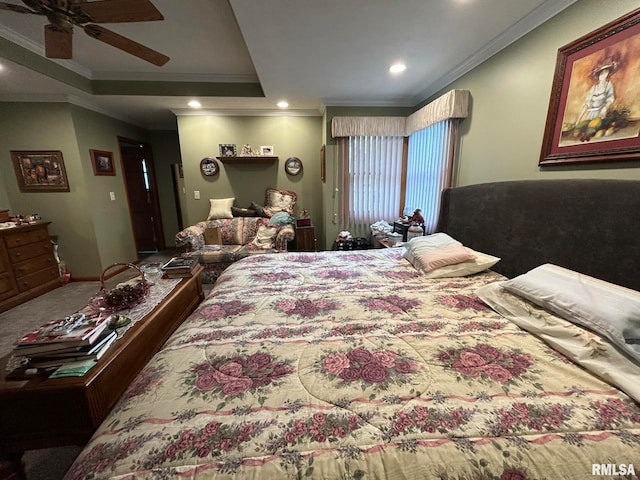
[25,330,117,360]
[27,332,118,368]
[13,314,108,355]
[162,256,198,278]
[161,256,197,273]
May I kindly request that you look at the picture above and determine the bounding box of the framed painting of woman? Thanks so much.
[539,8,640,165]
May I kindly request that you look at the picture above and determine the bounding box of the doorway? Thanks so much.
[118,137,165,254]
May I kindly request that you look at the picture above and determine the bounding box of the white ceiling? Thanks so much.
[0,0,577,130]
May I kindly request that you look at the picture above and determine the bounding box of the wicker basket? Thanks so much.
[90,263,150,313]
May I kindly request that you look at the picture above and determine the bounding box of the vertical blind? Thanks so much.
[340,136,404,238]
[405,119,457,233]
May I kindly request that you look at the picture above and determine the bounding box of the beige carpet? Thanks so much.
[0,251,211,479]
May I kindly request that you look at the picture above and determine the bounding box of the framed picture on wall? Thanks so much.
[320,144,326,183]
[11,150,70,192]
[260,145,274,156]
[90,149,116,176]
[539,8,640,166]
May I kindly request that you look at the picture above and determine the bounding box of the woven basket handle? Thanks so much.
[99,262,146,289]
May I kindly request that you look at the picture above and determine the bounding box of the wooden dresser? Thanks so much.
[0,222,60,313]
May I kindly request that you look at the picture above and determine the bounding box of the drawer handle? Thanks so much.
[14,253,21,257]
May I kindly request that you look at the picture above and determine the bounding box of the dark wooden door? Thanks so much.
[119,138,164,253]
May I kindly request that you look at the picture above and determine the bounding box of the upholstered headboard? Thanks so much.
[435,179,640,291]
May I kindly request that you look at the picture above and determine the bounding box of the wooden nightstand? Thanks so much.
[294,225,316,251]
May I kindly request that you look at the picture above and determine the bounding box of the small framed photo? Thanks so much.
[90,149,115,176]
[260,145,274,156]
[219,144,237,156]
[11,150,70,192]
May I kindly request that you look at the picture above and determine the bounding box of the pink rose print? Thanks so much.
[221,377,253,396]
[319,346,418,390]
[188,351,293,399]
[360,363,389,383]
[218,362,243,377]
[195,370,219,391]
[275,298,340,318]
[323,352,350,375]
[437,343,534,387]
[372,350,399,368]
[482,364,513,382]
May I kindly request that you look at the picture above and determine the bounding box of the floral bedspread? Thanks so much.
[65,249,640,480]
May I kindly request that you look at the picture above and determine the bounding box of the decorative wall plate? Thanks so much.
[285,156,303,176]
[200,157,219,176]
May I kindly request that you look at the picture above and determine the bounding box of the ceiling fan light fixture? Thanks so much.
[389,63,407,74]
[188,100,201,108]
[277,100,289,108]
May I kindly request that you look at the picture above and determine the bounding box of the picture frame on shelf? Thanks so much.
[90,149,116,176]
[539,8,640,166]
[219,144,237,156]
[260,145,274,156]
[11,150,70,192]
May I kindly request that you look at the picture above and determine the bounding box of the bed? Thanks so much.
[65,179,640,479]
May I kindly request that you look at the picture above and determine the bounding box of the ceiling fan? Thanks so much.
[0,0,170,66]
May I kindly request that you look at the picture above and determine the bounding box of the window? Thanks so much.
[405,119,458,232]
[339,120,458,236]
[339,136,404,238]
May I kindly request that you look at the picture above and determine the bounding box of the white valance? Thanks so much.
[331,89,469,138]
[406,89,469,135]
[331,116,406,137]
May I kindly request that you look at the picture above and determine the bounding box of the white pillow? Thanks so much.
[207,198,235,219]
[404,247,499,278]
[502,264,640,362]
[413,244,476,272]
[252,225,278,249]
[405,232,461,255]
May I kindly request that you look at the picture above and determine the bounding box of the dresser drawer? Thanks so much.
[0,242,9,276]
[4,228,50,249]
[16,267,59,293]
[0,274,19,301]
[8,240,52,263]
[13,254,57,278]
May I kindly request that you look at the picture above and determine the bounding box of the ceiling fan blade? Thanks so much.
[73,0,163,23]
[0,2,37,14]
[44,24,72,59]
[84,24,169,66]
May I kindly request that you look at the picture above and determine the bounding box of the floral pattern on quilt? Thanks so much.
[65,249,640,480]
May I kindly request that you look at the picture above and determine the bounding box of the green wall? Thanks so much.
[0,102,149,278]
[425,0,640,185]
[176,115,324,246]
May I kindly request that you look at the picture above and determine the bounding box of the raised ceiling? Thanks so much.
[0,0,577,129]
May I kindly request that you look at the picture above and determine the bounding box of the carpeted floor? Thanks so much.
[0,250,211,479]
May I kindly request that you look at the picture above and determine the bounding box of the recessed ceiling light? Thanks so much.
[277,100,289,108]
[188,100,201,108]
[389,63,407,74]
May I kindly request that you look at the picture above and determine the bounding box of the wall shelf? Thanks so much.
[217,156,278,164]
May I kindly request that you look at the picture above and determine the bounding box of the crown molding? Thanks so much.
[412,0,578,104]
[172,108,322,117]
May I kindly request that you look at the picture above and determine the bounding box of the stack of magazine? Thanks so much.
[161,256,198,278]
[12,313,117,371]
